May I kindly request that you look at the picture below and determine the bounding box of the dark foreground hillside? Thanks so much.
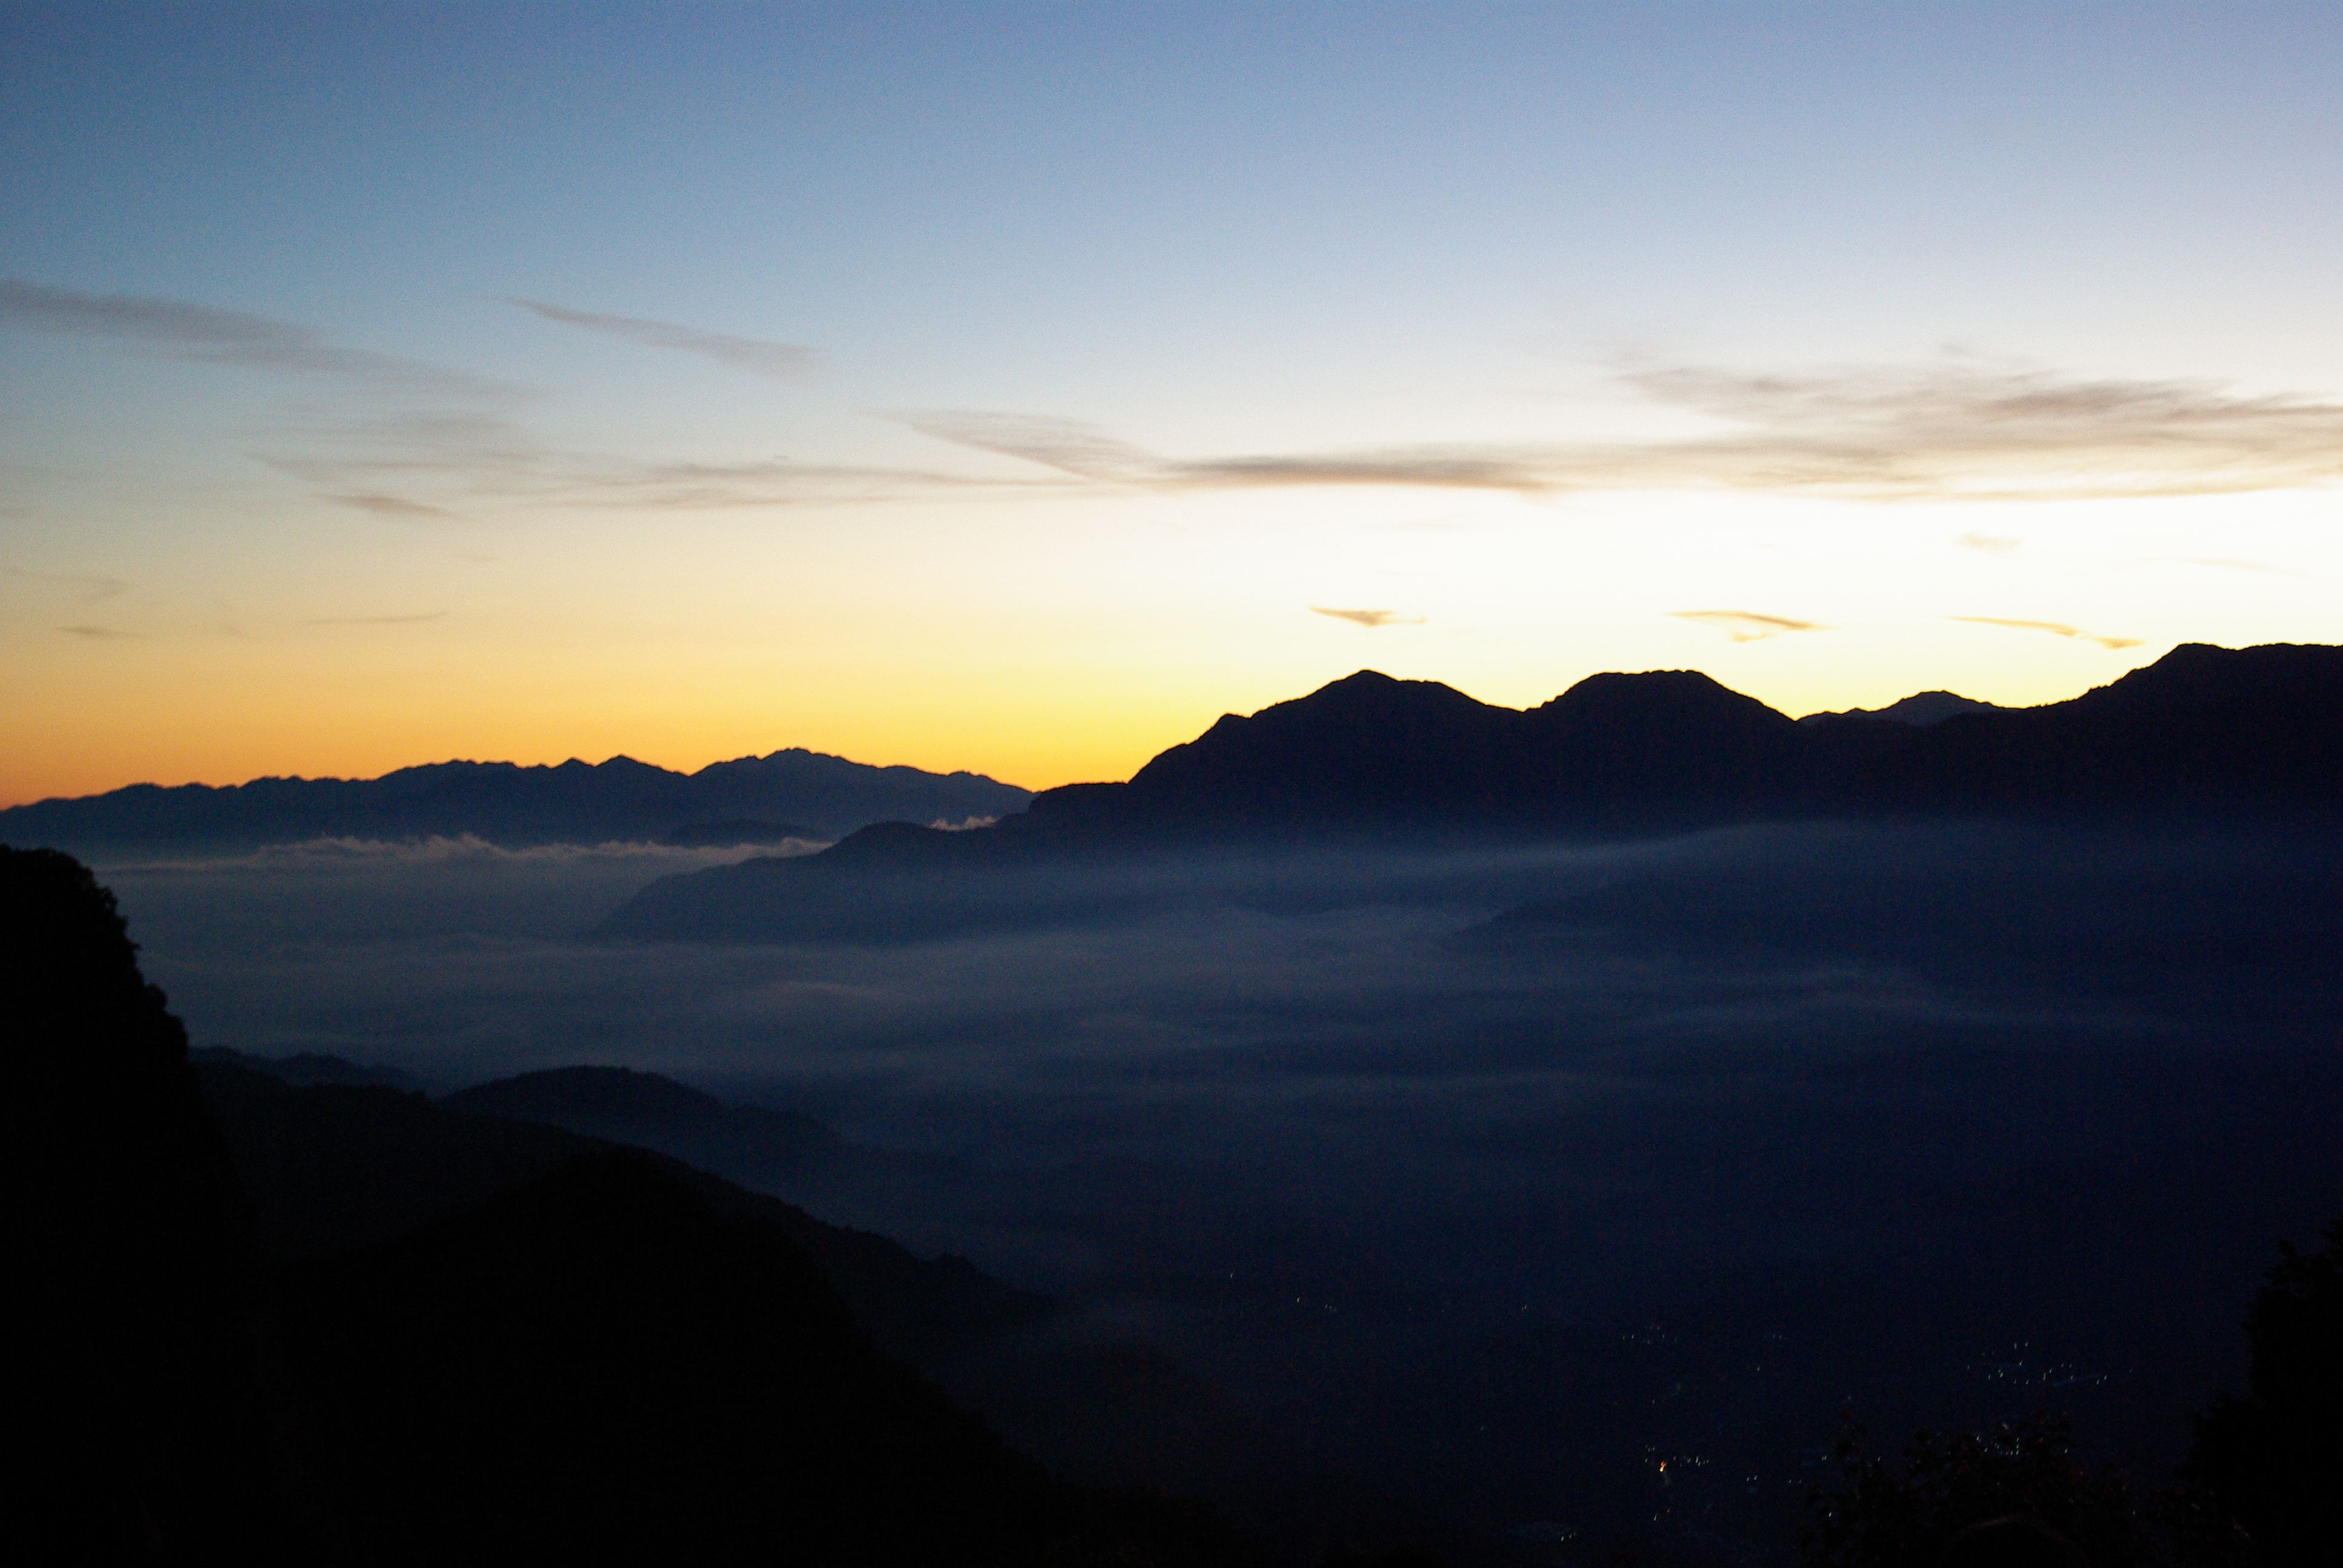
[277,1149,1242,1567]
[8,847,282,1558]
[3,844,1250,1567]
[198,1056,1282,1517]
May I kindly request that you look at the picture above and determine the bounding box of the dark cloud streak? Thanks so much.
[903,359,2343,503]
[0,279,521,399]
[503,299,820,382]
[1311,606,1425,627]
[1672,610,1829,643]
[263,407,1074,515]
[304,611,448,626]
[1949,616,2142,650]
[892,412,1155,483]
[324,494,467,522]
[12,567,126,601]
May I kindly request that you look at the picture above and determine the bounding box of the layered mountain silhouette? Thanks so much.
[202,1056,1271,1494]
[7,846,1254,1565]
[0,747,1028,855]
[603,642,2341,941]
[1019,641,2340,835]
[1794,690,2010,727]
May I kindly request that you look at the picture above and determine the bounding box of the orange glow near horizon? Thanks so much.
[1,629,2189,809]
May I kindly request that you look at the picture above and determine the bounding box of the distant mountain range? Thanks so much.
[11,642,2336,871]
[603,641,2343,941]
[0,748,1031,855]
[1794,690,2010,727]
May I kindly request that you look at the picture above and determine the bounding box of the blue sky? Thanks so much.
[6,2,2342,799]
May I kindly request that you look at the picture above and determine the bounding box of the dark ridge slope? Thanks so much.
[200,1063,1043,1365]
[209,1059,1268,1497]
[1853,642,2343,815]
[280,1149,1247,1567]
[5,845,289,1561]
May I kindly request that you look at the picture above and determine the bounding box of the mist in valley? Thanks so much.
[93,822,2343,1562]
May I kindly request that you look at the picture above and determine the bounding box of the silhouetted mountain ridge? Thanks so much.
[603,642,2341,942]
[1004,641,2342,847]
[1797,690,2008,727]
[0,746,1028,854]
[440,1064,842,1185]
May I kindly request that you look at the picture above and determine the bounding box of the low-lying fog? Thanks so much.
[99,823,2343,1563]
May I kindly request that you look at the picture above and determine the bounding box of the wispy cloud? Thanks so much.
[323,492,467,522]
[1956,531,2020,554]
[0,279,520,399]
[1599,359,2343,501]
[893,411,1155,483]
[59,623,139,639]
[2163,557,2278,573]
[503,298,819,382]
[11,567,126,601]
[1671,610,1830,643]
[900,412,1544,494]
[1949,616,2142,650]
[3,283,1048,520]
[903,358,2343,503]
[304,611,448,626]
[1174,451,1551,493]
[1311,606,1425,627]
[258,407,1067,517]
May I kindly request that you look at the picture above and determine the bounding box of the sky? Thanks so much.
[5,1,2342,805]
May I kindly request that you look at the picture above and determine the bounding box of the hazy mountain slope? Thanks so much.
[275,1150,1249,1567]
[440,1062,840,1171]
[0,746,1029,854]
[206,1056,1276,1500]
[1466,821,2343,1011]
[431,1063,1279,1495]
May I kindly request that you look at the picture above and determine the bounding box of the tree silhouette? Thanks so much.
[2182,1216,2343,1566]
[1801,1411,2157,1567]
[5,844,287,1561]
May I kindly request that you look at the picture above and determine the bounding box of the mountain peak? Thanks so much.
[1798,691,2007,728]
[1258,669,1498,724]
[1532,668,1794,733]
[441,1065,729,1126]
[2066,641,2343,718]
